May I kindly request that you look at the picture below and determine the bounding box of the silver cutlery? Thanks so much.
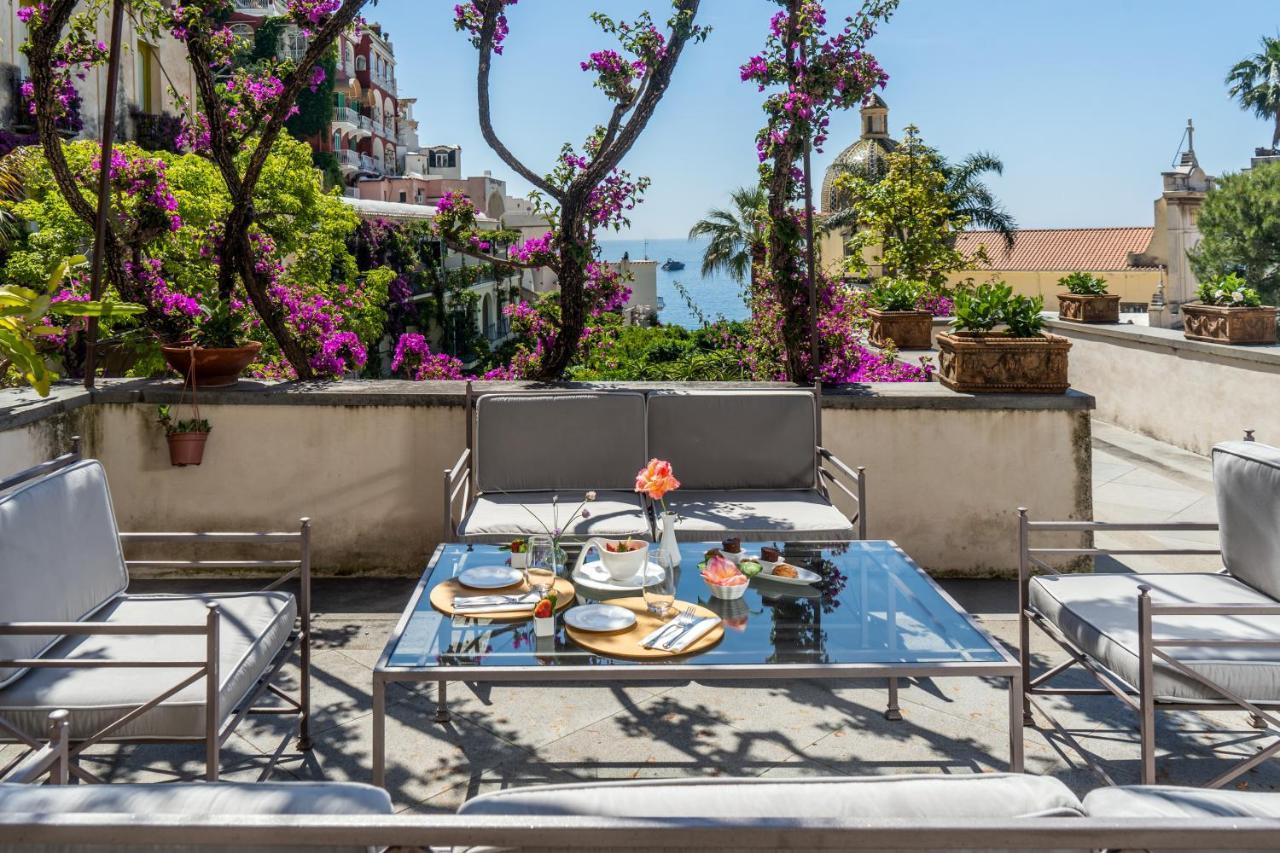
[643,606,696,649]
[661,613,706,651]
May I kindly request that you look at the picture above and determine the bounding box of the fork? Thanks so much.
[660,609,706,651]
[643,606,696,649]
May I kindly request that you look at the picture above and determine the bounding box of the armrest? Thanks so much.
[442,447,473,542]
[816,446,866,539]
[1,711,68,784]
[1018,508,1220,581]
[0,605,221,670]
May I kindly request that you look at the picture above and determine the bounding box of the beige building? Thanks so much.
[0,0,196,141]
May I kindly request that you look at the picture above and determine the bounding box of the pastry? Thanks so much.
[771,563,798,579]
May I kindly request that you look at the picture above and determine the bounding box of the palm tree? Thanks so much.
[1227,35,1280,150]
[688,185,767,286]
[821,148,1016,250]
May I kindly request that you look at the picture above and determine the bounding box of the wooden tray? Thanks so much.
[566,597,723,660]
[430,576,575,622]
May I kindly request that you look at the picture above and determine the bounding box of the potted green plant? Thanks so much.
[157,404,211,467]
[161,298,262,388]
[866,279,933,350]
[1057,272,1121,323]
[936,282,1071,394]
[1182,274,1277,344]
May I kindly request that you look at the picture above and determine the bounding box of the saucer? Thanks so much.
[457,565,524,590]
[572,560,666,592]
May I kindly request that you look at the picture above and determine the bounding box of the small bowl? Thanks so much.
[706,580,749,600]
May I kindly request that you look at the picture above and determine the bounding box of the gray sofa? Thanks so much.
[1020,438,1280,788]
[445,386,865,544]
[0,448,313,783]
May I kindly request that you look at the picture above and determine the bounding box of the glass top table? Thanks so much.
[372,540,1023,786]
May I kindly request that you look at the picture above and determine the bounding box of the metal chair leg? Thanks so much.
[1138,586,1157,784]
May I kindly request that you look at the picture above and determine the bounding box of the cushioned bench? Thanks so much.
[1021,438,1280,787]
[0,453,311,782]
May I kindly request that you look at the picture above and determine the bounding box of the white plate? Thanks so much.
[564,604,637,633]
[573,560,665,592]
[758,564,821,586]
[457,565,524,590]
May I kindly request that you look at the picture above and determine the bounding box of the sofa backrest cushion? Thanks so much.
[0,459,128,687]
[646,390,817,490]
[1213,441,1280,600]
[1084,784,1280,819]
[475,392,647,493]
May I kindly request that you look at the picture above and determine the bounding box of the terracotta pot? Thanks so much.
[1057,293,1121,324]
[1181,302,1278,345]
[867,308,933,349]
[166,431,208,466]
[936,331,1071,394]
[161,342,262,388]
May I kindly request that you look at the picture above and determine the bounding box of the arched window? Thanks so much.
[283,27,307,61]
[331,130,342,151]
[356,55,367,72]
[229,23,253,44]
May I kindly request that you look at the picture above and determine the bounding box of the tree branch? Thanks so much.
[475,1,561,200]
[441,239,557,273]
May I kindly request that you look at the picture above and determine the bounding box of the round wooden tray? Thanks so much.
[430,576,575,622]
[566,597,723,660]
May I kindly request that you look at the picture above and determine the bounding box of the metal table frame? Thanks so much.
[372,541,1023,787]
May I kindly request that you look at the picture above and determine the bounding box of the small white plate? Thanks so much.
[564,604,637,633]
[758,564,821,586]
[457,565,524,590]
[573,560,665,592]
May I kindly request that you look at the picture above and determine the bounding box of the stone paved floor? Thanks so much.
[10,419,1276,811]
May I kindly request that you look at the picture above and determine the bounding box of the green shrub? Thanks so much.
[951,281,1044,337]
[1059,272,1108,295]
[1197,273,1263,308]
[868,278,924,312]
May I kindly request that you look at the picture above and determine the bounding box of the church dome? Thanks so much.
[819,96,898,213]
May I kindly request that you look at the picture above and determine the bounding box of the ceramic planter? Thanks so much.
[1057,293,1121,324]
[1181,303,1278,345]
[166,432,208,466]
[161,342,262,388]
[867,308,933,349]
[936,331,1071,394]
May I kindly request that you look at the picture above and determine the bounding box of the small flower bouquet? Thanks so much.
[533,592,557,637]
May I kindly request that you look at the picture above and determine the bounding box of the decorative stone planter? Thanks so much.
[868,308,933,350]
[1057,293,1121,324]
[1181,303,1278,345]
[161,342,262,388]
[936,332,1072,394]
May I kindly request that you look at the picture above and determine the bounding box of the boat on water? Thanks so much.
[661,258,685,271]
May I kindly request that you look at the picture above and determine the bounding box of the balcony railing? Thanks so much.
[359,154,383,175]
[336,149,360,169]
[333,107,359,128]
[358,114,372,133]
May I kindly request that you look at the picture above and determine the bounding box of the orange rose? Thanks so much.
[635,458,681,501]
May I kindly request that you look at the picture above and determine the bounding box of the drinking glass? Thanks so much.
[643,549,678,620]
[525,535,556,596]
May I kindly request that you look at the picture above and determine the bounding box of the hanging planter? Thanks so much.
[158,350,211,467]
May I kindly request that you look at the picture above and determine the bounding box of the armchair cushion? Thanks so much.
[1213,441,1280,601]
[0,460,129,688]
[1084,784,1280,818]
[0,780,391,853]
[646,390,817,490]
[0,592,295,740]
[458,491,649,544]
[475,392,647,493]
[1030,572,1280,702]
[666,489,852,541]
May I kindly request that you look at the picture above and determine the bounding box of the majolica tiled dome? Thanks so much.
[820,95,897,213]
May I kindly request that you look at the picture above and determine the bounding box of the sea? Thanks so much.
[598,237,750,328]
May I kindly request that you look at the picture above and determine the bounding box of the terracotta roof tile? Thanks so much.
[956,227,1157,272]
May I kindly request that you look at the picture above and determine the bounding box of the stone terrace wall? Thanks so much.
[0,379,1094,578]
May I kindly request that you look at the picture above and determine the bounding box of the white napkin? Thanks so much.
[667,617,720,652]
[453,593,539,613]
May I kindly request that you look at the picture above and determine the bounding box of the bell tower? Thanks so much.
[861,94,889,139]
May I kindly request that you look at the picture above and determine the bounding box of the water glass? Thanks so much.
[525,535,557,596]
[643,550,678,620]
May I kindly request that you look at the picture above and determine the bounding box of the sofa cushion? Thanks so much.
[0,592,295,740]
[475,392,647,493]
[0,781,391,853]
[1214,441,1280,601]
[1084,784,1280,818]
[646,390,817,490]
[666,489,852,541]
[458,491,649,544]
[0,459,129,688]
[458,773,1085,819]
[1030,572,1280,702]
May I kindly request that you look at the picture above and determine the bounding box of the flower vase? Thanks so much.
[534,615,555,637]
[658,512,681,566]
[510,552,527,570]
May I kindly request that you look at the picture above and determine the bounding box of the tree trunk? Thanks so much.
[229,229,314,377]
[1272,112,1280,150]
[533,216,588,380]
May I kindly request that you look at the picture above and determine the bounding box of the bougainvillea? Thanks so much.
[743,0,898,382]
[391,333,470,380]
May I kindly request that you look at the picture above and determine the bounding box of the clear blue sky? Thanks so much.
[374,1,1279,239]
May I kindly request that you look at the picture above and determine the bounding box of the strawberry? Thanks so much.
[533,599,553,619]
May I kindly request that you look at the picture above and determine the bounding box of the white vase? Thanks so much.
[510,551,527,570]
[658,511,681,566]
